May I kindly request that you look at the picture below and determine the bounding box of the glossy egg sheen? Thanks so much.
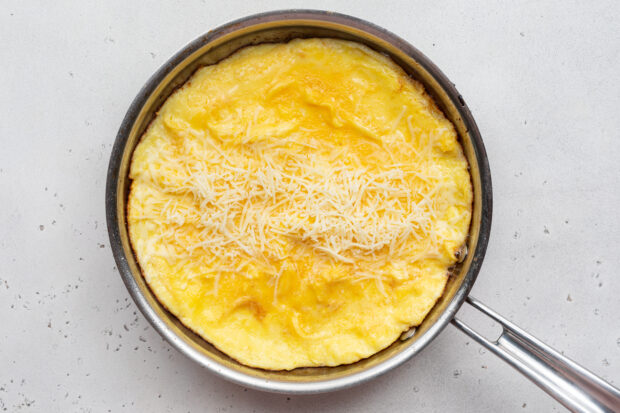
[128,38,472,370]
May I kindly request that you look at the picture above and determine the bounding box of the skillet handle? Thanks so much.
[452,296,620,412]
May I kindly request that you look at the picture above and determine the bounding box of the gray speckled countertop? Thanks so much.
[1,1,618,411]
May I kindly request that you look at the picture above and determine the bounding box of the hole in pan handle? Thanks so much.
[452,296,620,413]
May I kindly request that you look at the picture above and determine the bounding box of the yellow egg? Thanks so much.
[127,38,472,370]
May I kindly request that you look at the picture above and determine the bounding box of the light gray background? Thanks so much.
[1,1,618,411]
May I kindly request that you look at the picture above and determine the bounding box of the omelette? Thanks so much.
[127,38,472,370]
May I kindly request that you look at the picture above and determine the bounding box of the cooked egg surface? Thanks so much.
[128,38,472,370]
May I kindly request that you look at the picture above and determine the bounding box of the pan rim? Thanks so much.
[105,9,492,394]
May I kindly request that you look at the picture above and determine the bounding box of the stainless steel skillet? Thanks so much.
[105,10,620,411]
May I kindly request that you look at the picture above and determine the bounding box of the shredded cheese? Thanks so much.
[133,126,458,285]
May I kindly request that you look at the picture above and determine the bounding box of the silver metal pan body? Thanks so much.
[105,10,493,394]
